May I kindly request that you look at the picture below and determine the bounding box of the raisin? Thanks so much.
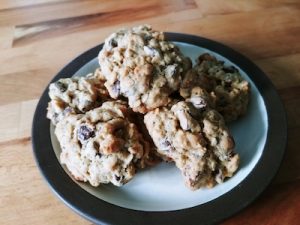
[55,81,67,92]
[198,53,215,63]
[78,125,95,141]
[115,175,125,182]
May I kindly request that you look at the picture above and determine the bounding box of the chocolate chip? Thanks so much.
[78,125,95,141]
[55,81,67,92]
[96,152,102,158]
[108,38,118,48]
[94,142,101,157]
[144,35,152,42]
[228,151,235,158]
[94,141,100,149]
[223,66,237,73]
[169,92,184,101]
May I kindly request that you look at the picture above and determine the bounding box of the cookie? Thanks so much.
[47,68,109,125]
[180,53,250,122]
[132,112,162,166]
[55,101,151,187]
[144,89,239,190]
[98,25,192,113]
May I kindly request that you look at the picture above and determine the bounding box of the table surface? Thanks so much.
[1,0,300,224]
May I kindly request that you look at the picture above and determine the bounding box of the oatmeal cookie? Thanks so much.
[144,90,239,190]
[180,53,250,122]
[47,68,109,125]
[98,25,192,113]
[55,101,151,187]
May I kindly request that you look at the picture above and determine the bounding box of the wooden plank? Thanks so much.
[195,0,300,15]
[256,53,300,89]
[0,0,196,26]
[0,0,74,10]
[0,25,119,76]
[0,139,90,225]
[152,6,300,59]
[0,26,13,49]
[7,5,300,60]
[0,69,53,106]
[0,100,37,143]
[11,3,300,50]
[12,0,196,47]
[223,180,300,224]
[0,1,300,224]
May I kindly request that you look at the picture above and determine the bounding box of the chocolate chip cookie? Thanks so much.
[47,68,109,125]
[144,89,239,190]
[55,101,151,187]
[180,53,250,122]
[98,25,192,113]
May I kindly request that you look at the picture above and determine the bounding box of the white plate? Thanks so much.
[33,33,286,225]
[50,42,267,211]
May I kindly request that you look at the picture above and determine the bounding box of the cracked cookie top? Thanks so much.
[47,68,109,125]
[98,25,191,113]
[180,53,250,122]
[55,101,151,187]
[144,89,239,190]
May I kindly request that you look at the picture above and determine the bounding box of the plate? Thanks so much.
[32,33,287,225]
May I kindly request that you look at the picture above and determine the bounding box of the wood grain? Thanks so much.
[223,180,300,225]
[0,138,90,225]
[0,0,299,224]
[13,0,196,46]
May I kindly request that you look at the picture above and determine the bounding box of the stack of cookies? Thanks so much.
[47,25,250,190]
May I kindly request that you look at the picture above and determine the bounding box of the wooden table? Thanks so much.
[1,0,300,224]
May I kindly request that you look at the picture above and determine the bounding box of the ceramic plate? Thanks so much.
[32,33,287,225]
